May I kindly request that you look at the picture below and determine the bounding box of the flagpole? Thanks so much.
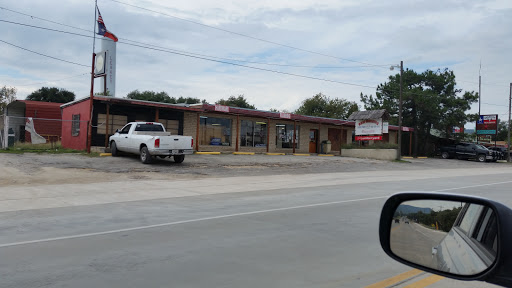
[87,0,98,153]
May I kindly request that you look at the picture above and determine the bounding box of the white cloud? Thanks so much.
[0,0,511,120]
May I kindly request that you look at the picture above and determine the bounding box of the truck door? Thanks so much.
[116,124,132,150]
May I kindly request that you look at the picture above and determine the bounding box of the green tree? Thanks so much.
[126,90,202,104]
[360,68,478,156]
[216,95,256,109]
[26,87,75,103]
[295,93,359,119]
[1,86,17,113]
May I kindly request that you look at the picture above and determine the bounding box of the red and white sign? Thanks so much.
[214,104,229,113]
[279,112,291,119]
[355,136,382,141]
[355,118,383,135]
[402,127,412,132]
[482,115,497,124]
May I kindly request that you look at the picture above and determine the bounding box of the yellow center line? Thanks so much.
[403,275,444,288]
[364,269,423,288]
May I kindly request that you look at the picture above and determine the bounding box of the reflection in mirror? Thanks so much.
[390,200,497,276]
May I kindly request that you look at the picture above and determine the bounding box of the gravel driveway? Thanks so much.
[0,152,505,187]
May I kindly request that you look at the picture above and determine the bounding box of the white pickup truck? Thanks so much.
[109,122,194,164]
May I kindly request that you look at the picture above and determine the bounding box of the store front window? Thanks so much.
[276,124,299,149]
[241,120,267,147]
[200,116,232,146]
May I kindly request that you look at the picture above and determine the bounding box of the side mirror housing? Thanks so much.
[379,192,512,287]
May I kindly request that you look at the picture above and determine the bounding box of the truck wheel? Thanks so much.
[173,155,185,163]
[110,141,118,157]
[140,146,153,164]
[441,152,449,159]
[477,154,486,162]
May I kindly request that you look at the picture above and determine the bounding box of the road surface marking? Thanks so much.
[437,180,512,192]
[403,275,444,287]
[0,196,387,249]
[364,269,423,288]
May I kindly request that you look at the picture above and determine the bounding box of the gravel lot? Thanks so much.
[0,152,506,187]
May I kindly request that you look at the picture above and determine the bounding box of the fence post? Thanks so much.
[3,114,9,149]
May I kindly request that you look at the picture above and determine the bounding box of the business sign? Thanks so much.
[453,127,461,133]
[383,122,389,134]
[478,135,492,143]
[279,112,291,119]
[355,118,383,135]
[476,114,498,135]
[355,135,383,141]
[214,104,230,113]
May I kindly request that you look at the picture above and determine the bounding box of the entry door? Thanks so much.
[309,129,318,153]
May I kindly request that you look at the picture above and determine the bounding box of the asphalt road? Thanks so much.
[1,166,510,287]
[390,221,447,270]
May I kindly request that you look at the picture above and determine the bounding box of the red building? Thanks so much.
[4,100,62,143]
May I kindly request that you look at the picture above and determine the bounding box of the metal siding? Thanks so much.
[61,99,91,150]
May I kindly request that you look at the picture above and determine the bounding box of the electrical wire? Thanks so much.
[0,20,379,89]
[11,73,90,87]
[0,8,388,70]
[105,0,394,67]
[0,39,89,67]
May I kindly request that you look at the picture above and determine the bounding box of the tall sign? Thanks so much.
[99,38,116,96]
[476,114,498,135]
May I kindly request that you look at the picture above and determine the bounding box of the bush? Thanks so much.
[341,142,398,149]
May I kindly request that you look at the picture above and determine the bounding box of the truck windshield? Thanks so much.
[134,124,164,132]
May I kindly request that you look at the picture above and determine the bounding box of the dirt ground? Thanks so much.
[0,152,504,187]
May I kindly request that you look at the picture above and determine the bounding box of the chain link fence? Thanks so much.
[0,115,86,151]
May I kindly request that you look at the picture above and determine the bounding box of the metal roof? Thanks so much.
[347,109,389,120]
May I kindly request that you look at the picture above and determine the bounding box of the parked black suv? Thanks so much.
[438,143,498,162]
[488,146,510,160]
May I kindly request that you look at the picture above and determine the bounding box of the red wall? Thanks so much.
[61,99,91,151]
[22,100,62,142]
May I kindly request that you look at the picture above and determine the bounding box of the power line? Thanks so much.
[0,19,379,89]
[10,73,90,87]
[105,0,392,67]
[119,40,378,89]
[0,39,89,67]
[0,8,388,70]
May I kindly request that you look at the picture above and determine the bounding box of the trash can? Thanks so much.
[325,140,332,153]
[8,128,15,147]
[321,140,332,154]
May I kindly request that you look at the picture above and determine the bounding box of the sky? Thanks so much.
[1,0,511,124]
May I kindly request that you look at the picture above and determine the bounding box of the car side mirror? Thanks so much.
[379,192,512,287]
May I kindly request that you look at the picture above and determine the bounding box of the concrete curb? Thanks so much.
[266,153,286,156]
[233,152,255,155]
[293,153,310,156]
[318,154,334,157]
[99,153,112,157]
[195,152,221,155]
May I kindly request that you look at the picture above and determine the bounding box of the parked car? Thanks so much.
[488,146,510,160]
[109,122,194,164]
[438,143,498,162]
[394,219,399,223]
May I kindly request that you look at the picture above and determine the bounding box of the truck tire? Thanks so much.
[110,141,119,157]
[140,146,153,164]
[441,152,449,159]
[173,155,185,163]
[477,154,486,162]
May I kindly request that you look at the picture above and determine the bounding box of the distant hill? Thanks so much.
[396,204,432,215]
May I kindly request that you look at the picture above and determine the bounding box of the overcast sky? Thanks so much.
[1,0,511,123]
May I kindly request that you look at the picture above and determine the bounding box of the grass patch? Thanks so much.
[0,141,87,155]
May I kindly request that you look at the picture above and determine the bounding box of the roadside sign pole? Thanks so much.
[508,83,511,162]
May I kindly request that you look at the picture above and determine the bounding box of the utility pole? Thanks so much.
[397,61,403,160]
[477,63,481,144]
[508,83,511,162]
